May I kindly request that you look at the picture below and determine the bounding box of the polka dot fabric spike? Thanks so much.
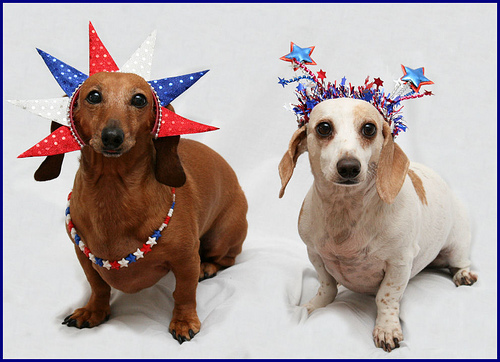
[18,126,81,158]
[88,22,119,75]
[149,70,209,107]
[36,49,88,97]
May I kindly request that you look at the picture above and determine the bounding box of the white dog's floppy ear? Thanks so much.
[376,122,410,204]
[278,125,307,198]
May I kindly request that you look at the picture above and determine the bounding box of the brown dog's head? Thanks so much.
[278,98,409,204]
[35,72,186,187]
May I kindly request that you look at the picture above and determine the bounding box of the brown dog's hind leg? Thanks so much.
[198,201,247,281]
[63,246,111,329]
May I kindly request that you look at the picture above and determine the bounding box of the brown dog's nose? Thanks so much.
[337,158,361,179]
[101,126,124,150]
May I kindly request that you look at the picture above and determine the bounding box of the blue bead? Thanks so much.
[152,230,162,240]
[65,207,70,216]
[74,234,80,245]
[95,257,103,266]
[126,254,136,263]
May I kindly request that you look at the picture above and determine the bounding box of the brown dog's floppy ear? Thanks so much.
[278,125,307,198]
[154,135,186,187]
[376,122,410,204]
[34,121,65,181]
[153,103,186,187]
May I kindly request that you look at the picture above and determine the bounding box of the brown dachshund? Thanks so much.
[36,72,248,343]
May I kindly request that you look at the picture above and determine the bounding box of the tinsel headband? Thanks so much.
[279,42,434,137]
[11,22,218,158]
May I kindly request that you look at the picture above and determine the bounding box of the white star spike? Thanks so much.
[120,30,157,80]
[8,98,70,125]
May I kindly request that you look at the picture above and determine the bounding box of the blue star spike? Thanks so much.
[280,42,317,69]
[401,65,434,93]
[148,70,209,107]
[37,49,88,97]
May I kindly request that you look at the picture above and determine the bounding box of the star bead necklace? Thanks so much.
[65,188,176,270]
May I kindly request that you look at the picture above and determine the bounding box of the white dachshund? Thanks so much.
[279,98,477,352]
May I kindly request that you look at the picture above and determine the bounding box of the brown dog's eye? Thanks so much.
[131,94,148,108]
[316,122,333,137]
[86,90,102,104]
[361,123,377,138]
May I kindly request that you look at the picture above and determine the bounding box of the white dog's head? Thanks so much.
[278,98,410,204]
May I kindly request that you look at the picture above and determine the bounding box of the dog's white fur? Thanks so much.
[279,98,477,351]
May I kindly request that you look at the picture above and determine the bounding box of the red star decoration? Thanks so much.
[317,69,327,80]
[110,261,121,270]
[374,77,384,88]
[424,90,434,96]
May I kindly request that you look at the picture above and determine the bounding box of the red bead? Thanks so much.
[141,244,152,254]
[111,261,120,270]
[164,216,171,224]
[83,247,90,257]
[67,221,74,231]
[68,192,72,201]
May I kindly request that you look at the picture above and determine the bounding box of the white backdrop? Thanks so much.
[3,3,497,358]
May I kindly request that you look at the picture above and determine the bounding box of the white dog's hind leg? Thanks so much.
[445,204,478,286]
[303,248,338,314]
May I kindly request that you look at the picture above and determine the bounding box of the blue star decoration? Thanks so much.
[280,42,317,69]
[401,65,434,93]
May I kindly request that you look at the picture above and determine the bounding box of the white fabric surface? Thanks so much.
[3,3,497,358]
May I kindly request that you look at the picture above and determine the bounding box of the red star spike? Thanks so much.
[317,69,327,80]
[89,22,119,75]
[157,107,219,138]
[17,126,82,158]
[374,77,384,88]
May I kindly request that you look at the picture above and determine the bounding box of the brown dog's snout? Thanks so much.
[337,158,361,180]
[101,125,124,151]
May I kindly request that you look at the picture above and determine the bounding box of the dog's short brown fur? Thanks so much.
[37,72,248,343]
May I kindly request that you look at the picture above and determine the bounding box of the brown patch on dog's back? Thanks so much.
[408,169,427,205]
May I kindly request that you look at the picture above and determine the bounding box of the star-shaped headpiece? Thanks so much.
[278,42,434,137]
[11,22,217,158]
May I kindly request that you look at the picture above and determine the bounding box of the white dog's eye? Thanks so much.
[316,122,333,137]
[361,123,377,138]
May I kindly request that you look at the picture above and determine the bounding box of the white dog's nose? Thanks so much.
[337,158,361,179]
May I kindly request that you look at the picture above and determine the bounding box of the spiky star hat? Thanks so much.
[279,42,434,137]
[11,22,217,158]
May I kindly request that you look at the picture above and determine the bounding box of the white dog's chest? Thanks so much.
[318,244,386,294]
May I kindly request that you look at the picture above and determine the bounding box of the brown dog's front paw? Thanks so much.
[169,317,201,344]
[62,307,110,329]
[373,324,404,352]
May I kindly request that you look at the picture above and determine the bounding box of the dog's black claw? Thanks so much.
[204,272,209,279]
[80,321,90,329]
[188,329,195,339]
[393,338,400,348]
[171,329,177,339]
[177,335,186,344]
[66,319,78,328]
[62,315,73,324]
[104,314,110,322]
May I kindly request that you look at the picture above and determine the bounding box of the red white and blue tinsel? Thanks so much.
[279,42,434,137]
[11,22,217,158]
[65,188,176,270]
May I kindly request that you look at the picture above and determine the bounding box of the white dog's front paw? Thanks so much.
[372,322,404,352]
